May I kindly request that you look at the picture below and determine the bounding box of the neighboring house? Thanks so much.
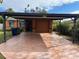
[6,17,19,30]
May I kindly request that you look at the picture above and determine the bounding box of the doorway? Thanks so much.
[25,20,32,32]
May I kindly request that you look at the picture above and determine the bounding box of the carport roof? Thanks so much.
[0,12,79,20]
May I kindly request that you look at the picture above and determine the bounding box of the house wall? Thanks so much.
[6,20,10,29]
[6,19,52,33]
[14,20,19,28]
[32,19,52,33]
[6,20,19,30]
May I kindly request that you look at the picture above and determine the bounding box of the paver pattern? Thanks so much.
[0,32,79,59]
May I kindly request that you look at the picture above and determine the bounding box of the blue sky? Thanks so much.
[0,0,79,14]
[49,1,79,13]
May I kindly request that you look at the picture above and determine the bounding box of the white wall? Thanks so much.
[0,23,3,29]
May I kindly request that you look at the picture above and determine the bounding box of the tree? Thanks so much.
[30,9,35,13]
[25,4,47,13]
[41,8,47,14]
[6,8,14,12]
[35,7,47,14]
[35,7,41,13]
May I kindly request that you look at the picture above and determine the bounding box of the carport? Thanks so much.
[0,12,79,43]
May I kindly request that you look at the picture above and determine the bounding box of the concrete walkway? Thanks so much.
[0,32,79,59]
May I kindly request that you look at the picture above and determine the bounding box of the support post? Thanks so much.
[32,19,36,32]
[72,18,77,43]
[59,20,62,33]
[3,15,6,42]
[16,19,18,28]
[19,20,21,28]
[49,19,52,33]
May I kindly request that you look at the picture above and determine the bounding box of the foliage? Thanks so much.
[0,16,3,23]
[25,4,47,14]
[6,8,14,12]
[52,20,59,31]
[76,20,79,39]
[0,30,12,44]
[57,22,71,35]
[53,20,73,35]
[53,19,79,40]
[0,53,5,59]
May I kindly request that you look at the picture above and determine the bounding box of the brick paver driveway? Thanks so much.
[0,32,79,59]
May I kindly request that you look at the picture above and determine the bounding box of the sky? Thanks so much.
[0,0,79,14]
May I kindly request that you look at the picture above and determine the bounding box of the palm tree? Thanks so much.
[27,4,30,8]
[25,4,30,13]
[30,9,35,13]
[35,7,47,14]
[35,7,41,13]
[41,8,47,14]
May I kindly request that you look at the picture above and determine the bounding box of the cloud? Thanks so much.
[2,0,79,12]
[71,10,79,14]
[26,0,79,9]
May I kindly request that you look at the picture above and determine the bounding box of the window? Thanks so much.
[9,20,14,28]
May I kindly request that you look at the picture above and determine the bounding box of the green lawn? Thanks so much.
[0,31,12,44]
[0,53,5,59]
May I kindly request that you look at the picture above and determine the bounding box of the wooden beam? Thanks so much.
[12,16,64,20]
[1,12,79,18]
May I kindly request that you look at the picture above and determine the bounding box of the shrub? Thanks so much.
[75,28,79,40]
[55,21,72,36]
[0,16,3,23]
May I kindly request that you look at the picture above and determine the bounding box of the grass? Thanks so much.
[0,30,12,44]
[0,53,5,59]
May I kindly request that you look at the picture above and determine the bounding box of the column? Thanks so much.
[49,19,52,33]
[59,20,62,33]
[72,18,77,43]
[32,19,36,32]
[3,15,6,42]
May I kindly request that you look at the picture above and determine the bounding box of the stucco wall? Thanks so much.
[0,23,3,29]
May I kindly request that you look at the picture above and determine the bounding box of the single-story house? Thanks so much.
[0,12,78,41]
[6,17,19,30]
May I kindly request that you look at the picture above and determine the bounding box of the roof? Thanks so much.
[12,16,64,20]
[0,12,79,20]
[7,17,17,20]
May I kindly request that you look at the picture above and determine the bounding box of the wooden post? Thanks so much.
[19,20,21,28]
[72,18,77,43]
[49,19,52,33]
[3,15,6,42]
[59,20,62,33]
[32,19,36,32]
[16,19,19,28]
